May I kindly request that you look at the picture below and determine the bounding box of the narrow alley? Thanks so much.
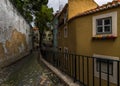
[0,51,66,86]
[1,0,120,86]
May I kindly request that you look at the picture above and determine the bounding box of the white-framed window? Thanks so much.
[64,26,68,38]
[93,54,119,84]
[64,47,68,53]
[93,12,117,37]
[64,47,68,58]
[96,17,112,34]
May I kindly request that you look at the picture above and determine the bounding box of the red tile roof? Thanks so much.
[68,0,120,21]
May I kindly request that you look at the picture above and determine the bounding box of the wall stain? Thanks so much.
[5,29,28,57]
[0,43,5,60]
[0,29,28,62]
[0,0,31,67]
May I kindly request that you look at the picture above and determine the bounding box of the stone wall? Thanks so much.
[0,0,32,68]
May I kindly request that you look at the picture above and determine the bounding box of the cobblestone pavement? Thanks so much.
[0,51,66,86]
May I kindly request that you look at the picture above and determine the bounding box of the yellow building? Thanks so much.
[68,0,120,86]
[69,0,120,59]
[68,0,97,19]
[57,0,97,53]
[58,4,70,52]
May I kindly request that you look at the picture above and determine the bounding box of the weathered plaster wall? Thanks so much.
[0,0,32,67]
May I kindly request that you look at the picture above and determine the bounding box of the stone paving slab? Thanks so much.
[0,51,65,86]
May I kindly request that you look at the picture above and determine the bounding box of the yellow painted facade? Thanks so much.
[68,0,97,19]
[58,0,97,52]
[57,0,120,86]
[58,4,76,53]
[58,23,76,53]
[70,7,120,58]
[68,6,120,86]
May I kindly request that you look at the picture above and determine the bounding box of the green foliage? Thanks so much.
[10,0,53,48]
[35,5,53,32]
[10,0,53,28]
[10,0,32,23]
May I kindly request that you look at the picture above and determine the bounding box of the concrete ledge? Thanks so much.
[40,56,80,86]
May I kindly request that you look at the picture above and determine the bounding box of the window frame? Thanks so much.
[93,12,117,37]
[64,26,68,38]
[93,54,119,84]
[96,58,113,75]
[64,47,68,53]
[96,17,112,34]
[64,47,68,58]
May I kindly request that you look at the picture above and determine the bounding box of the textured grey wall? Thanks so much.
[0,0,32,67]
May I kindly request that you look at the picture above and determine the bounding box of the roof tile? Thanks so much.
[69,0,120,21]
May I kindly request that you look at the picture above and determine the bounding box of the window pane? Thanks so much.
[104,26,111,33]
[97,27,103,33]
[97,19,102,25]
[104,18,111,25]
[64,27,68,37]
[96,59,113,75]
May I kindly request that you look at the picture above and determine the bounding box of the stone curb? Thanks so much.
[40,55,80,86]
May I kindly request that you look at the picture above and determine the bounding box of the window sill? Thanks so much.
[92,35,117,40]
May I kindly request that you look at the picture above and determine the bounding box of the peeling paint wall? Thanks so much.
[0,0,32,67]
